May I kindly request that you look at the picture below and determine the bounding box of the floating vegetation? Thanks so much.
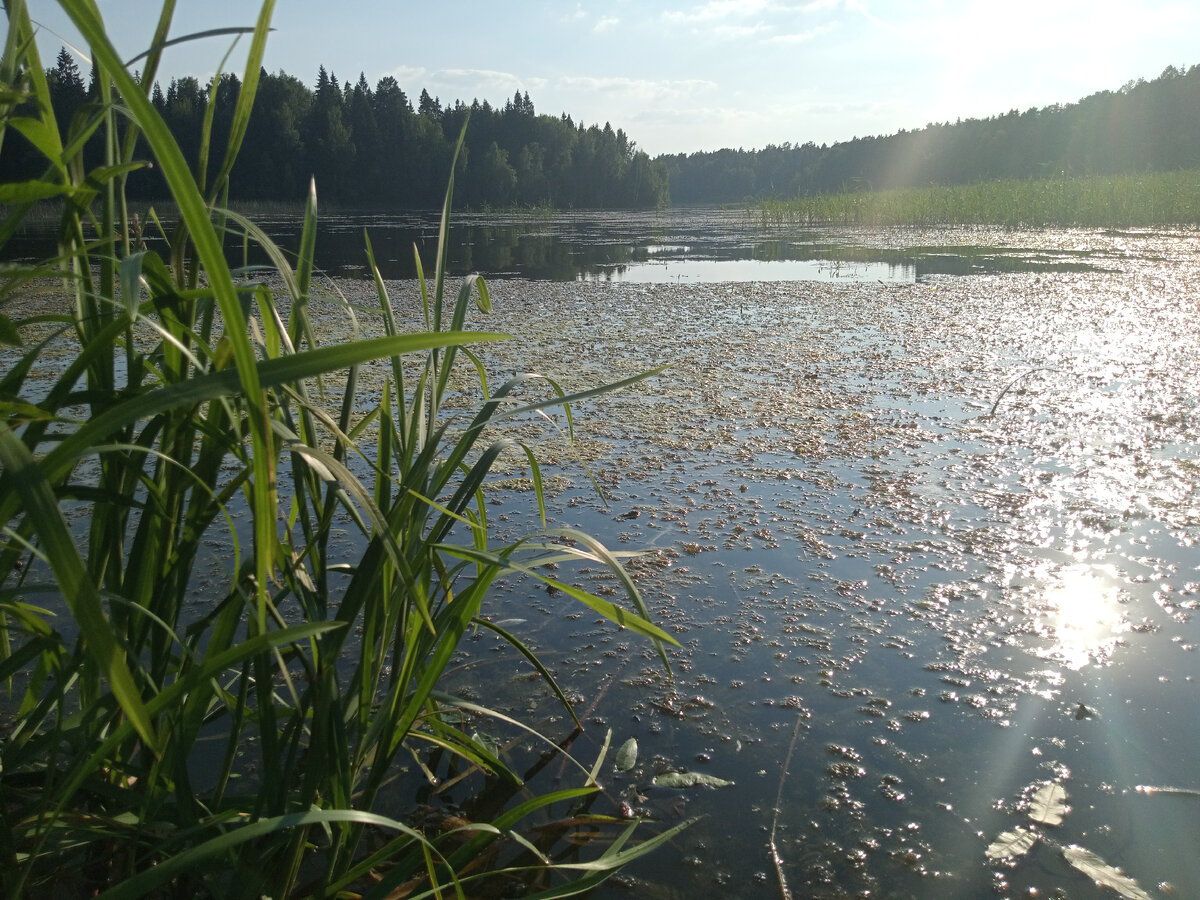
[652,771,736,789]
[137,222,1198,898]
[1027,783,1069,827]
[985,828,1038,861]
[1061,846,1155,900]
[615,737,639,772]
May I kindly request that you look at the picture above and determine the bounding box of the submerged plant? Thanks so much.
[0,1,684,896]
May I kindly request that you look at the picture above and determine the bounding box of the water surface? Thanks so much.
[318,224,1198,898]
[6,214,1197,897]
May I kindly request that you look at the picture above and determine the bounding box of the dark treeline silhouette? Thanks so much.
[9,51,669,209]
[10,54,1197,209]
[662,64,1200,204]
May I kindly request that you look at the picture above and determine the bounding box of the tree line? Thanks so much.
[663,63,1200,204]
[7,52,1197,209]
[9,50,669,209]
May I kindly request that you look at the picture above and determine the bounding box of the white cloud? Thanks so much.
[439,67,526,94]
[662,0,776,25]
[767,22,835,44]
[712,22,772,39]
[385,65,428,83]
[560,74,718,102]
[594,15,620,32]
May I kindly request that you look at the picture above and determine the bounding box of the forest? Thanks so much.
[10,52,670,208]
[5,53,1198,209]
[663,63,1200,205]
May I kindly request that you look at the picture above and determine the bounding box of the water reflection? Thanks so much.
[1,207,1129,284]
[581,257,916,284]
[5,213,1196,897]
[425,231,1199,898]
[1035,564,1128,670]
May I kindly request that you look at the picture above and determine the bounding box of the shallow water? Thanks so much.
[323,226,1200,898]
[5,219,1197,897]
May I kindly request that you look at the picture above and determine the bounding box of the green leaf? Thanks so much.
[0,314,22,346]
[96,808,431,900]
[0,399,56,422]
[652,771,734,789]
[118,251,147,321]
[471,731,500,760]
[614,737,638,773]
[0,331,510,528]
[0,423,157,750]
[473,617,581,728]
[0,180,73,203]
[6,116,67,168]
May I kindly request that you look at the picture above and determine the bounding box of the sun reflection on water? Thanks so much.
[1035,564,1129,670]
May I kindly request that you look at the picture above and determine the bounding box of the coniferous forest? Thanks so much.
[7,52,1199,209]
[13,53,670,208]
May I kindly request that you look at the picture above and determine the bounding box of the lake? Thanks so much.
[6,210,1199,897]
[282,212,1197,898]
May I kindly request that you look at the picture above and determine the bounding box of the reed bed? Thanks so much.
[760,169,1200,228]
[0,2,684,896]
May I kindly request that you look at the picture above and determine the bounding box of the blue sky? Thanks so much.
[32,1,1200,156]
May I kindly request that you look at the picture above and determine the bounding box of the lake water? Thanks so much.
[279,213,1198,898]
[6,211,1198,897]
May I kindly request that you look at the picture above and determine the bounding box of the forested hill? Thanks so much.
[8,54,1197,209]
[662,64,1200,205]
[11,53,669,209]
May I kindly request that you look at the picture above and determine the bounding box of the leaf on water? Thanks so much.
[652,771,734,789]
[1062,845,1154,900]
[1029,782,1068,826]
[615,737,638,773]
[985,828,1038,860]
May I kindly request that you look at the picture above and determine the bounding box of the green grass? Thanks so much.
[760,169,1200,227]
[0,2,684,896]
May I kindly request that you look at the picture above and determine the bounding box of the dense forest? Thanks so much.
[5,53,1198,209]
[664,63,1200,205]
[8,51,669,208]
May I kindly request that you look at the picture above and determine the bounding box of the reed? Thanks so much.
[760,169,1200,227]
[0,2,684,896]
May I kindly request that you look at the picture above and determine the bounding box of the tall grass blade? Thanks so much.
[0,424,156,747]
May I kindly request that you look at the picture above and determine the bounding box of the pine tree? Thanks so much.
[305,66,354,201]
[47,48,87,140]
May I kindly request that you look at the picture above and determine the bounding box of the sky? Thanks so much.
[31,1,1200,157]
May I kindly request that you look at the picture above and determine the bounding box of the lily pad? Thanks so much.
[1062,845,1153,900]
[985,827,1038,860]
[1028,782,1067,826]
[652,771,734,789]
[615,737,638,773]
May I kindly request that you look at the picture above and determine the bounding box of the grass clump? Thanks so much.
[0,1,683,897]
[760,169,1200,227]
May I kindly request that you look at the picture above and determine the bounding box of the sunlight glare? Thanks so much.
[1036,564,1128,670]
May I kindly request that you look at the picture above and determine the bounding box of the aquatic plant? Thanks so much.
[760,169,1200,227]
[0,1,684,896]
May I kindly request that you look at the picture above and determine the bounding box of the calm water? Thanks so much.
[317,219,1193,899]
[3,206,1123,284]
[6,212,1198,897]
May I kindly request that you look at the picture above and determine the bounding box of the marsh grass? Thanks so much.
[760,169,1200,227]
[0,1,685,896]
